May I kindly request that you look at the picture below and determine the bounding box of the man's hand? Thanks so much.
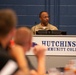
[33,45,47,58]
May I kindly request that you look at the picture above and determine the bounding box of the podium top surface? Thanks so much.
[33,35,76,37]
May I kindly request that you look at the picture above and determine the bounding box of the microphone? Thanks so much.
[35,22,37,24]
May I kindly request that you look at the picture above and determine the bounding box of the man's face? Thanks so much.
[40,12,49,25]
[22,36,32,52]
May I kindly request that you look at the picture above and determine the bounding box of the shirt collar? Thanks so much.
[38,23,49,29]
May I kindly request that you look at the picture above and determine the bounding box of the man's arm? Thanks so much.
[32,45,46,75]
[10,45,30,75]
[31,26,36,35]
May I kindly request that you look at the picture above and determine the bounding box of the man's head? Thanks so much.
[0,9,17,48]
[39,11,49,26]
[14,27,32,52]
[0,9,17,37]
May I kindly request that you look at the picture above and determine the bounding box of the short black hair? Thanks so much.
[39,11,48,18]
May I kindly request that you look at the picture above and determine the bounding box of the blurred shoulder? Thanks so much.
[31,23,40,29]
[48,23,58,30]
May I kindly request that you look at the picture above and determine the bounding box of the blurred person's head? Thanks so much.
[14,27,32,52]
[39,11,49,26]
[0,9,17,48]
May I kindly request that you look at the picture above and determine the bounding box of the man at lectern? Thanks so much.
[31,11,58,35]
